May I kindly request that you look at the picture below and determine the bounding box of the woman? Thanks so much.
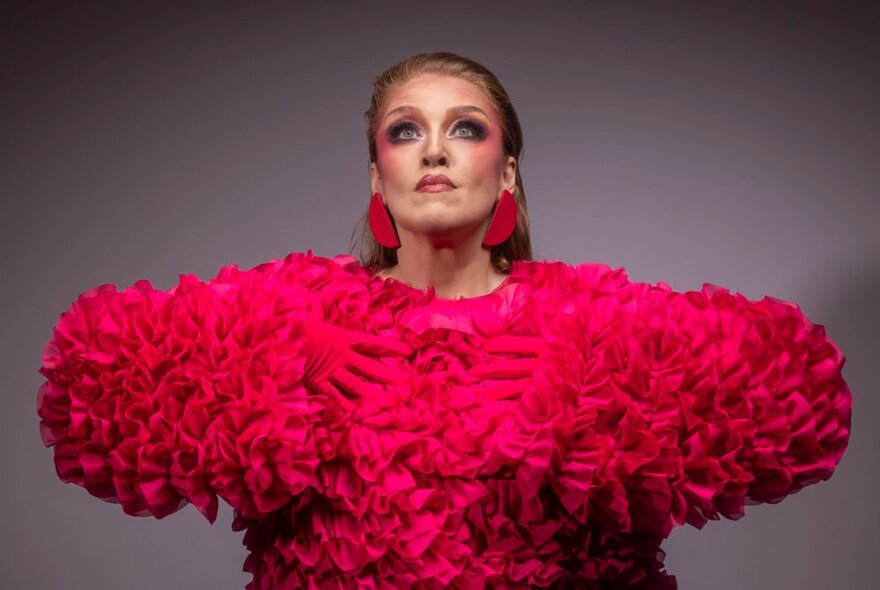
[360,54,524,299]
[37,52,852,589]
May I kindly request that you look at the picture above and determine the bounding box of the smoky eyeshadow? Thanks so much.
[386,118,487,144]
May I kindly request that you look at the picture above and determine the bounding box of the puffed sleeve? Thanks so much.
[36,251,353,523]
[555,263,852,539]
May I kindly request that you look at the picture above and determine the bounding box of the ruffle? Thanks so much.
[37,251,852,589]
[550,261,853,534]
[37,250,358,521]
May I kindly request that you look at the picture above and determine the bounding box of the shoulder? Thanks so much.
[250,250,356,277]
[500,259,638,328]
[202,250,371,297]
[513,258,633,293]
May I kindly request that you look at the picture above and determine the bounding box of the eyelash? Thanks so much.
[387,118,486,143]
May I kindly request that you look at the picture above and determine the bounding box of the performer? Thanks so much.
[36,52,852,589]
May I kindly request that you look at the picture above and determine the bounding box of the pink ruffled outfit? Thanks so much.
[37,250,852,589]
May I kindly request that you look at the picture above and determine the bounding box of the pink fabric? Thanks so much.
[37,250,852,589]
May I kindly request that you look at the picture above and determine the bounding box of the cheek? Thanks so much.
[375,138,409,183]
[464,142,504,181]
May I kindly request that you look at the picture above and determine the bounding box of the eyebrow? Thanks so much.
[383,105,489,122]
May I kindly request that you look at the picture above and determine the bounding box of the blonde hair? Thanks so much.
[348,51,533,274]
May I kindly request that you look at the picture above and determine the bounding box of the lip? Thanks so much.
[415,174,456,191]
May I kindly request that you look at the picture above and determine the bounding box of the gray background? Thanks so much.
[2,1,877,588]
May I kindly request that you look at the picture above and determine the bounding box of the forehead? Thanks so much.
[382,74,497,121]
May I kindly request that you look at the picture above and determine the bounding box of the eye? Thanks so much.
[387,118,487,143]
[453,119,486,139]
[388,121,419,142]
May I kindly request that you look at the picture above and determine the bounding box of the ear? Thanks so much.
[500,155,517,193]
[369,162,382,197]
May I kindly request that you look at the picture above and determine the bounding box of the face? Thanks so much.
[369,74,516,246]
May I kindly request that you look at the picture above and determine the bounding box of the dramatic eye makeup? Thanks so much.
[383,105,491,145]
[386,118,487,143]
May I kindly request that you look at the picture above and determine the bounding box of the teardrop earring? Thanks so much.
[369,192,401,249]
[482,189,517,247]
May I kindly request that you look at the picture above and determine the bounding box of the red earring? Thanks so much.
[482,189,517,247]
[369,192,401,249]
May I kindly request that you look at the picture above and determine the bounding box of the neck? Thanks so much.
[382,229,505,299]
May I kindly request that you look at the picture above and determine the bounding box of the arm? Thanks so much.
[554,263,852,538]
[37,251,409,523]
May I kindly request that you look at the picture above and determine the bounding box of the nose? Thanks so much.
[421,133,449,167]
